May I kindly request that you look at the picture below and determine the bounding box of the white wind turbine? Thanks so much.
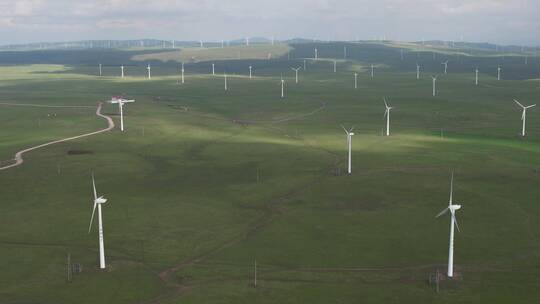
[280,75,285,98]
[370,64,375,79]
[303,59,307,70]
[436,172,462,278]
[147,64,151,79]
[383,97,394,136]
[514,99,536,137]
[224,72,228,91]
[432,75,438,96]
[88,174,108,269]
[249,66,253,79]
[416,63,421,79]
[246,37,249,46]
[291,67,301,84]
[497,66,502,81]
[341,125,355,174]
[354,72,358,89]
[314,48,318,60]
[212,63,215,76]
[442,61,448,74]
[475,67,479,86]
[120,65,125,78]
[181,62,185,84]
[99,63,102,77]
[108,97,135,132]
[333,60,337,73]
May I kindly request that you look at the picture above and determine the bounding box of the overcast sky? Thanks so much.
[1,0,539,45]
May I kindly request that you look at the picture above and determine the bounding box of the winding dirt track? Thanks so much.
[0,102,114,171]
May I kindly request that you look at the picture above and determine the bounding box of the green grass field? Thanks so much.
[0,42,539,303]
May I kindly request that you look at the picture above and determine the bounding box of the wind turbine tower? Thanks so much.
[291,67,301,84]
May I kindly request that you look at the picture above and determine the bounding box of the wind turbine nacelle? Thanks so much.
[450,204,461,211]
[95,197,107,204]
[349,132,355,136]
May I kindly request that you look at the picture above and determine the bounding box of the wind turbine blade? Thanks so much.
[383,109,388,119]
[349,126,355,133]
[383,97,388,108]
[435,207,449,218]
[88,203,97,233]
[452,213,461,232]
[92,174,97,200]
[526,104,536,109]
[514,99,524,108]
[341,125,348,134]
[449,171,454,205]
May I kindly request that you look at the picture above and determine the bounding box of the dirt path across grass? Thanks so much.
[0,102,115,171]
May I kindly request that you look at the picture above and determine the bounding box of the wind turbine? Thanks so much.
[344,46,347,59]
[475,67,479,86]
[200,40,203,48]
[354,72,358,89]
[303,59,307,70]
[341,125,355,174]
[99,63,102,76]
[88,174,108,269]
[497,66,502,81]
[280,75,285,98]
[181,62,184,84]
[333,60,337,73]
[108,96,135,132]
[246,37,249,46]
[432,75,438,96]
[442,61,448,74]
[121,65,124,78]
[436,172,462,278]
[514,99,536,137]
[416,63,421,79]
[291,67,301,84]
[212,63,215,76]
[147,64,151,79]
[249,66,253,79]
[224,72,228,91]
[370,64,375,79]
[314,48,318,60]
[383,97,394,136]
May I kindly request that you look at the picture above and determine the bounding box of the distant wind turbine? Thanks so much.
[475,68,479,86]
[181,62,185,84]
[514,99,536,137]
[314,48,318,60]
[333,60,337,73]
[497,66,502,81]
[147,64,151,79]
[108,96,135,132]
[224,72,228,91]
[99,63,102,77]
[280,75,285,98]
[436,171,462,278]
[291,67,301,84]
[341,125,355,174]
[416,63,421,79]
[432,75,438,96]
[120,65,124,78]
[354,72,358,89]
[383,97,394,136]
[370,64,375,79]
[442,61,448,74]
[249,66,253,79]
[212,63,215,76]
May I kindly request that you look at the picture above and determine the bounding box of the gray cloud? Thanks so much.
[0,0,539,45]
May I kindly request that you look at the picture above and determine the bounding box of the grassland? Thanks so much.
[0,42,539,303]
